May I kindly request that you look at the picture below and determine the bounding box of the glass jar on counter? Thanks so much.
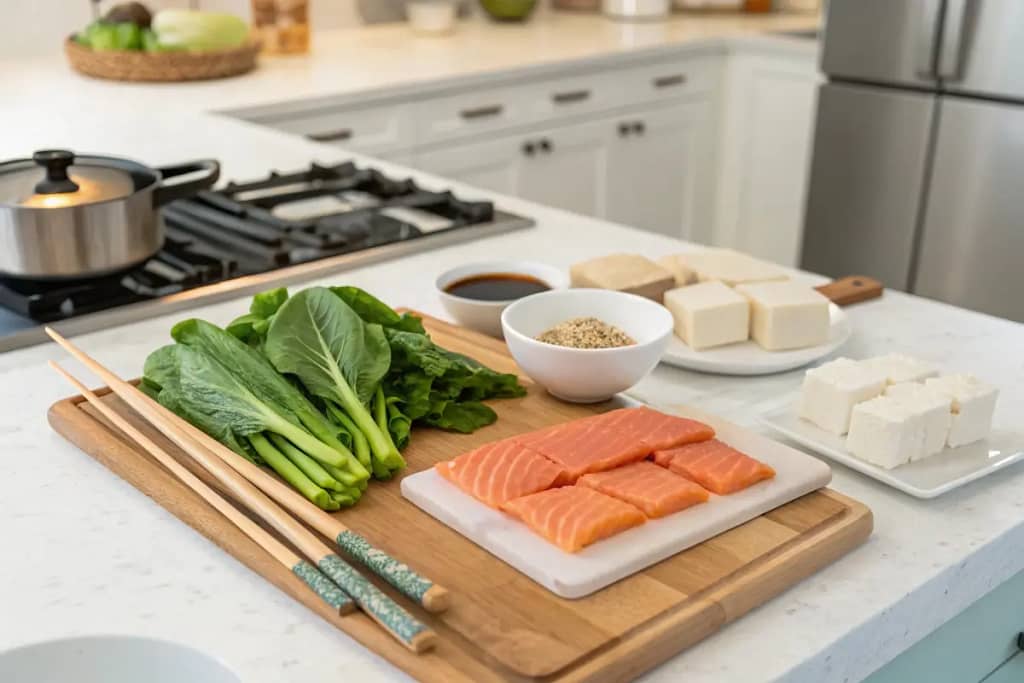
[251,0,309,54]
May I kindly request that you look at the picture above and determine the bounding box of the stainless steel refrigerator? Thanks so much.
[802,0,1024,322]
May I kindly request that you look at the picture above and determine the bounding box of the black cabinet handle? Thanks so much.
[653,74,687,89]
[618,122,631,138]
[306,128,353,143]
[552,89,591,104]
[522,141,536,156]
[1017,631,1023,651]
[632,121,646,135]
[460,104,504,120]
[539,138,552,153]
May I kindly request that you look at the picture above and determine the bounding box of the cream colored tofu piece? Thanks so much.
[656,254,698,287]
[735,281,830,351]
[884,382,952,459]
[846,396,931,469]
[862,353,940,384]
[684,248,789,287]
[924,374,999,447]
[570,254,675,301]
[799,358,888,435]
[663,281,750,350]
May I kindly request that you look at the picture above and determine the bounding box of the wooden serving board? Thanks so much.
[48,313,873,682]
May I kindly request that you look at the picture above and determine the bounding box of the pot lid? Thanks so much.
[0,150,137,209]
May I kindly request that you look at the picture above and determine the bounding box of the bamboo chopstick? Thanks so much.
[46,334,438,654]
[45,327,450,615]
[49,361,356,618]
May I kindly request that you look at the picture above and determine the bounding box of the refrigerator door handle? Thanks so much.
[938,0,970,80]
[916,0,944,78]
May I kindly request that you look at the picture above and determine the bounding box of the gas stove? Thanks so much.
[0,161,531,352]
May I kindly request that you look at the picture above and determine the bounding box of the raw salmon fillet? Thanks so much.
[435,439,566,508]
[512,417,652,483]
[654,439,776,495]
[501,486,646,553]
[593,407,715,451]
[578,461,710,518]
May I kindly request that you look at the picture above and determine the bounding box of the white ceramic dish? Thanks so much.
[402,402,832,598]
[436,260,569,338]
[0,636,240,683]
[501,288,673,403]
[760,402,1024,498]
[406,0,458,34]
[661,303,851,376]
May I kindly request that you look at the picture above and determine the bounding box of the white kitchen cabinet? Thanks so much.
[413,137,521,197]
[606,101,714,241]
[713,51,822,266]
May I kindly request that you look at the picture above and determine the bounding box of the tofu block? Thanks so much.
[799,358,888,435]
[924,374,999,447]
[735,281,831,351]
[846,396,932,469]
[656,254,697,287]
[684,248,789,287]
[861,353,939,385]
[884,382,953,459]
[570,254,675,301]
[663,282,750,350]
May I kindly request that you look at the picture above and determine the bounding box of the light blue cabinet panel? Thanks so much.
[864,570,1023,683]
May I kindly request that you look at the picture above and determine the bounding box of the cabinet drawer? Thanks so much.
[411,83,537,146]
[619,57,719,107]
[259,103,413,154]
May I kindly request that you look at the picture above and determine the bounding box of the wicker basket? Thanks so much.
[65,37,260,82]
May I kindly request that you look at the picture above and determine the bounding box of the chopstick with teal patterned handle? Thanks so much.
[50,362,355,617]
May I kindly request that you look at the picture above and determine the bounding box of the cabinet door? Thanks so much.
[516,119,611,218]
[606,101,711,240]
[412,138,521,197]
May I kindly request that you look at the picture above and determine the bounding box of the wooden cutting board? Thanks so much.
[47,313,873,683]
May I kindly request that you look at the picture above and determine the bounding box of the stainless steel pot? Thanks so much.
[0,150,220,280]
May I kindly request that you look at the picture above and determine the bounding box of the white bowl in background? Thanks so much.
[501,288,673,403]
[437,260,569,338]
[0,636,240,683]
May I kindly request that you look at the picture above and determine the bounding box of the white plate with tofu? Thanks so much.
[661,301,851,376]
[760,356,1022,498]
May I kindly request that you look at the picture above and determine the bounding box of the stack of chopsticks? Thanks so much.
[46,327,447,654]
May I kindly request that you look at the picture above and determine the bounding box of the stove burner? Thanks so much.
[0,162,496,324]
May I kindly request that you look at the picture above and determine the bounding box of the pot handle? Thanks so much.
[152,160,221,207]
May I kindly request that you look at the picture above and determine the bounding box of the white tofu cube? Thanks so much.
[684,248,789,287]
[884,382,952,459]
[924,374,999,447]
[663,281,750,350]
[735,281,831,351]
[657,254,697,287]
[799,358,888,435]
[861,353,939,384]
[846,396,932,469]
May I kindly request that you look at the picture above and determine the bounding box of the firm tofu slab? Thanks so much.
[569,253,675,301]
[862,353,939,384]
[800,357,888,435]
[578,461,710,518]
[664,281,750,351]
[736,280,830,351]
[653,439,776,495]
[501,486,646,553]
[884,382,953,459]
[925,374,999,447]
[435,439,567,508]
[682,248,789,287]
[845,396,938,468]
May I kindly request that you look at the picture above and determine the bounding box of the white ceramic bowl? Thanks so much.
[501,288,673,403]
[437,260,570,338]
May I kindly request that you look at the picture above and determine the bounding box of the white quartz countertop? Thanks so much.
[2,13,1023,683]
[1,11,817,116]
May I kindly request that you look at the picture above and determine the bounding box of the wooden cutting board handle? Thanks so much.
[815,276,884,306]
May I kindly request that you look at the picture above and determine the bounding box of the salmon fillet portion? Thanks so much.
[512,417,652,483]
[578,461,710,518]
[435,439,567,508]
[654,439,776,495]
[502,486,646,553]
[593,407,716,451]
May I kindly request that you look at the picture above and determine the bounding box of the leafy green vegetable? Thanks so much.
[152,9,249,51]
[264,288,405,478]
[330,286,426,334]
[248,433,334,510]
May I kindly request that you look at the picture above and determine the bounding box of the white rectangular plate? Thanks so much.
[760,404,1024,499]
[401,405,832,598]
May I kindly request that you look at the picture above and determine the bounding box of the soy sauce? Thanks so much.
[444,272,550,301]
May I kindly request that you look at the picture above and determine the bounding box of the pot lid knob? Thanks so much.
[32,149,80,195]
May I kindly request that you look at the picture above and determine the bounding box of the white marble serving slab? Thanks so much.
[761,404,1024,499]
[661,303,851,376]
[401,405,832,598]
